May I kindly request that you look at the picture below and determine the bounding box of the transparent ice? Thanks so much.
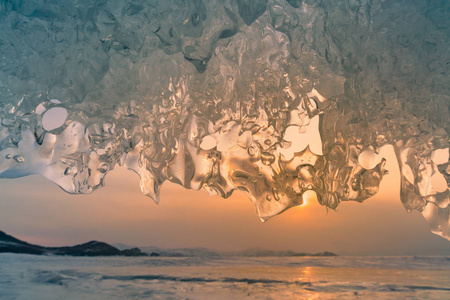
[0,0,448,238]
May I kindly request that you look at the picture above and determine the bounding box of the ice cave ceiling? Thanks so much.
[0,0,449,239]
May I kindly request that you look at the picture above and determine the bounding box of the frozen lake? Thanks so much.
[0,254,449,299]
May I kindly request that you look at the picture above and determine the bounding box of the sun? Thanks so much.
[297,190,317,207]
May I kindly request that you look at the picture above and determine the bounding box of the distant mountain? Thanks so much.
[1,231,337,258]
[113,243,133,251]
[229,247,338,257]
[113,243,221,257]
[0,231,147,257]
[113,243,337,257]
[142,247,220,257]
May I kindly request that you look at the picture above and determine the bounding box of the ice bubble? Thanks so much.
[199,136,217,151]
[358,147,381,170]
[42,107,68,132]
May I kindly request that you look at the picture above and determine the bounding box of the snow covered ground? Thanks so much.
[0,254,449,299]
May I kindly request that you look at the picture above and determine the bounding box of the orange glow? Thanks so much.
[294,190,317,207]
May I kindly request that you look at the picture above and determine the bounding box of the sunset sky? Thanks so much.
[1,146,449,256]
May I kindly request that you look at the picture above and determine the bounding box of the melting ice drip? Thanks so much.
[0,1,449,238]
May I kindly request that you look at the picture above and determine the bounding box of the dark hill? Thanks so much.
[0,230,147,257]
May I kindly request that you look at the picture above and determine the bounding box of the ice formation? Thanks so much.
[0,0,448,238]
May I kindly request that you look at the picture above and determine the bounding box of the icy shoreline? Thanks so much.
[1,254,449,299]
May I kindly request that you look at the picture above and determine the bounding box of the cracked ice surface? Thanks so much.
[0,0,449,238]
